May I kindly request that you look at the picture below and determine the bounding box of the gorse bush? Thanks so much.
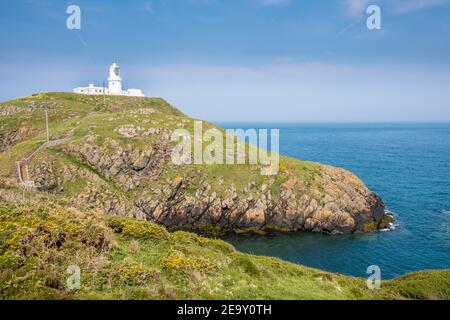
[0,202,113,299]
[160,250,210,274]
[116,258,155,286]
[107,216,169,240]
[0,205,111,268]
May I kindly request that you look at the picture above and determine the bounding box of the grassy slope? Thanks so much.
[0,92,322,204]
[0,190,449,300]
[1,93,449,300]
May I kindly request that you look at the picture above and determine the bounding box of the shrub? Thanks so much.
[0,202,113,299]
[116,258,152,286]
[107,216,169,240]
[169,231,197,244]
[160,250,209,274]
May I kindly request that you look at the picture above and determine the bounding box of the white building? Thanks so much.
[73,63,145,97]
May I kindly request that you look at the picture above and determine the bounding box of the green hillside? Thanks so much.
[0,92,390,236]
[1,92,448,300]
[0,188,448,300]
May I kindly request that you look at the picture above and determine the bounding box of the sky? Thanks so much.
[0,0,450,122]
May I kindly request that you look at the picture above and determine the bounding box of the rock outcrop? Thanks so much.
[40,133,386,235]
[134,165,386,235]
[0,93,389,235]
[0,126,35,152]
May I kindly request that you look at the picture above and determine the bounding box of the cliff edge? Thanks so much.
[0,92,391,235]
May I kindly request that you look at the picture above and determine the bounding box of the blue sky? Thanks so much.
[1,0,450,121]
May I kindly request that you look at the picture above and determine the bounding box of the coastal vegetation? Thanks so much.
[0,93,389,235]
[1,92,448,300]
[0,189,448,300]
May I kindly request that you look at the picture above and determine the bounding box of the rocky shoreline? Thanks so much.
[40,135,390,236]
[0,93,392,236]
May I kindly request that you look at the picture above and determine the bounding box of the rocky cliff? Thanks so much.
[0,92,390,235]
[1,190,446,300]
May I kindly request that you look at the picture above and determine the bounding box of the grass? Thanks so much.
[1,92,449,300]
[1,92,324,203]
[0,189,448,300]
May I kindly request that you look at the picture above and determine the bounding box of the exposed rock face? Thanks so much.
[0,127,35,152]
[133,166,385,235]
[2,93,388,235]
[64,135,172,192]
[29,134,386,235]
[0,105,34,116]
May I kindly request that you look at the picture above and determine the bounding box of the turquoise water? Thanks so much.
[219,123,450,279]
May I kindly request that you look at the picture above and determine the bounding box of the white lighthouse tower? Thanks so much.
[108,63,122,95]
[73,62,144,97]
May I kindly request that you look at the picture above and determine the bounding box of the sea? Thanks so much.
[218,123,450,279]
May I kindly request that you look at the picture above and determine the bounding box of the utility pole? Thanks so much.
[45,108,49,142]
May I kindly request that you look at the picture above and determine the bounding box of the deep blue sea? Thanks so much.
[218,123,450,279]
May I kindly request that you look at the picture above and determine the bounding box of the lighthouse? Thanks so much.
[72,63,144,97]
[108,63,122,95]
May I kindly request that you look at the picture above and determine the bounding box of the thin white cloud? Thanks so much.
[76,33,89,48]
[1,61,449,121]
[344,0,371,18]
[335,19,361,37]
[392,0,449,13]
[125,62,450,122]
[344,0,449,17]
